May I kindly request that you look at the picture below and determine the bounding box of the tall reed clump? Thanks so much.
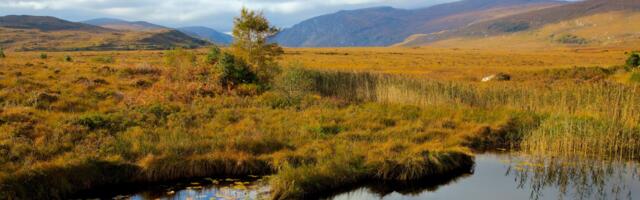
[309,69,640,159]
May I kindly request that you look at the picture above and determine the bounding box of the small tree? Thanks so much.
[627,52,640,68]
[0,48,5,58]
[216,52,256,90]
[40,53,48,59]
[206,46,222,65]
[231,8,283,83]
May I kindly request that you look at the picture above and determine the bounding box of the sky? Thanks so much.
[0,0,457,32]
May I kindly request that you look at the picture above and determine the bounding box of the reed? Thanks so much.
[309,69,640,159]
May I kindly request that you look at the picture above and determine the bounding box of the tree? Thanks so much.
[627,52,640,68]
[231,8,283,82]
[216,52,256,89]
[206,46,222,65]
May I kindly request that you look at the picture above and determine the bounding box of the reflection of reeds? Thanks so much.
[311,70,640,159]
[505,153,639,200]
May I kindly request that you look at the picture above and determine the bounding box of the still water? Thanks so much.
[113,154,640,200]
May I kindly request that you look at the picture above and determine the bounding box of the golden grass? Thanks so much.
[0,47,638,199]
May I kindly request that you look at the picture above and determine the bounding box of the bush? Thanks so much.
[275,66,319,97]
[556,34,588,45]
[488,22,529,32]
[0,48,5,58]
[627,52,640,68]
[216,53,257,89]
[40,53,47,59]
[206,46,222,65]
[64,55,72,62]
[73,113,133,132]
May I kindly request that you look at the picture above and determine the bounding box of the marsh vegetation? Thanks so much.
[1,8,639,200]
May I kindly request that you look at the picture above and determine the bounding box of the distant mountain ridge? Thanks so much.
[0,15,109,32]
[177,26,233,45]
[272,0,565,47]
[0,15,209,51]
[82,18,167,31]
[400,0,640,47]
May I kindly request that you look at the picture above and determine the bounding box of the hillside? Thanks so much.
[0,15,209,51]
[0,15,109,32]
[272,0,564,47]
[401,0,640,48]
[82,18,168,31]
[177,26,233,45]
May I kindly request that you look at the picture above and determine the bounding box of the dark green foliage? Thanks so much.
[206,46,222,65]
[627,52,640,68]
[40,53,48,59]
[556,34,588,45]
[73,113,132,132]
[64,55,72,62]
[0,48,5,58]
[216,53,257,88]
[488,22,530,33]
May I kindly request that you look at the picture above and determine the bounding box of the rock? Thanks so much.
[482,73,511,82]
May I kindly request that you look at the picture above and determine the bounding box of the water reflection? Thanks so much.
[508,154,640,200]
[106,154,640,200]
[331,154,640,200]
[113,177,270,200]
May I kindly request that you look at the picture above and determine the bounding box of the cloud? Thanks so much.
[0,0,455,31]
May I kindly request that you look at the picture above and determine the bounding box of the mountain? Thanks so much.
[0,15,109,32]
[0,15,209,51]
[401,0,640,48]
[272,0,565,47]
[177,26,233,45]
[82,18,167,31]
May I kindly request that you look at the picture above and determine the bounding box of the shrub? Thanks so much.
[275,66,319,97]
[206,46,222,65]
[627,52,640,68]
[40,53,47,59]
[556,34,588,45]
[73,113,132,132]
[216,53,257,89]
[488,22,529,32]
[64,55,72,62]
[0,48,5,58]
